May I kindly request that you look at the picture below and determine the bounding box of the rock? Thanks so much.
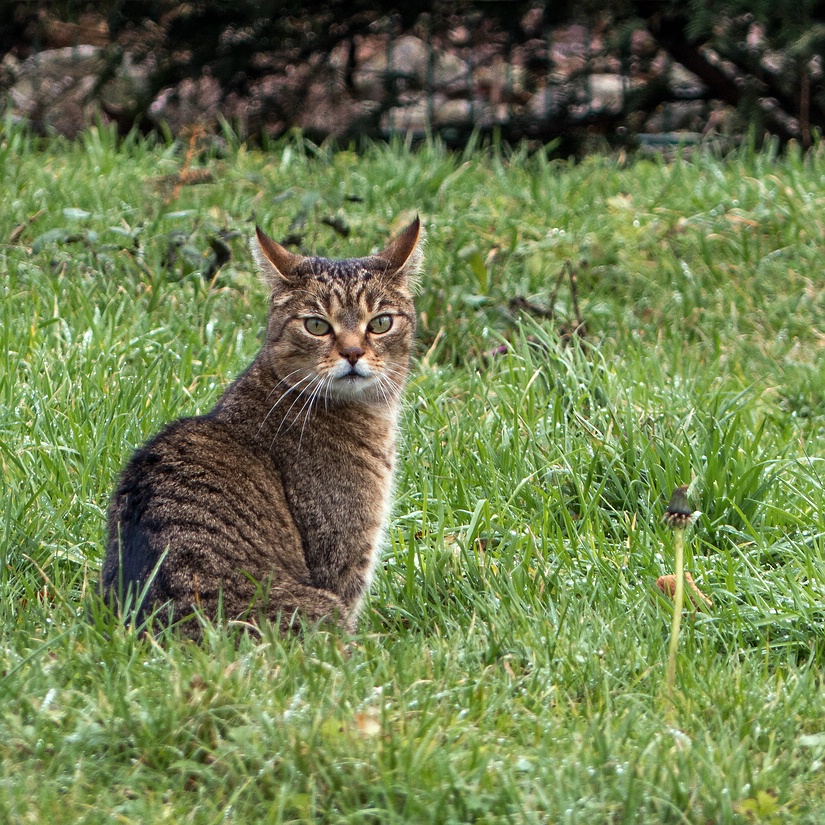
[588,73,626,113]
[382,94,504,135]
[9,46,103,136]
[644,100,706,132]
[8,45,149,136]
[433,97,473,126]
[474,59,527,103]
[42,15,109,49]
[148,75,223,133]
[99,53,152,122]
[631,29,658,59]
[668,63,706,98]
[549,24,589,78]
[382,96,428,133]
[354,35,468,100]
[524,86,564,121]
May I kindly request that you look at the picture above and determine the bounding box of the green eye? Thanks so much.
[304,317,331,336]
[368,314,393,334]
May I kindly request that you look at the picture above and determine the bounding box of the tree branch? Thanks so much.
[635,3,801,141]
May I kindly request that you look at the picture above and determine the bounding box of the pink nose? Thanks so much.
[340,346,364,365]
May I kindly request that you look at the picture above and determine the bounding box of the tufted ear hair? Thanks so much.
[375,216,424,280]
[251,226,304,288]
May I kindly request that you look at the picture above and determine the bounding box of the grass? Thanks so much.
[2,120,825,822]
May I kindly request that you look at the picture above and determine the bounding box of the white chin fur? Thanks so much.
[328,374,377,401]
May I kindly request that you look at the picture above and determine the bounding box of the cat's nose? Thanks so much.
[340,346,364,365]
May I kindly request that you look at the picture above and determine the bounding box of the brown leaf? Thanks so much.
[656,572,713,609]
[354,711,381,737]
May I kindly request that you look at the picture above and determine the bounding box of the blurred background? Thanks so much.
[2,0,823,151]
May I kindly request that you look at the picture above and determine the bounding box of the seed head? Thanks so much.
[663,485,694,530]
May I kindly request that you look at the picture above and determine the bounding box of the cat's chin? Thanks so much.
[325,374,400,408]
[328,374,378,401]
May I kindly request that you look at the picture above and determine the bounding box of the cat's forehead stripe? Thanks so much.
[295,257,384,283]
[325,285,375,322]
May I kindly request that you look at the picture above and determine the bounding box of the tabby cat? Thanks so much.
[101,217,422,635]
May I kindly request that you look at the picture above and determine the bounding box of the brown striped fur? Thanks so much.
[101,218,422,636]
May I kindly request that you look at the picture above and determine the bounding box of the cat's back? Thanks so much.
[103,414,304,600]
[109,414,266,522]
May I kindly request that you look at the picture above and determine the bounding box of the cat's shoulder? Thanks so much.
[120,413,239,473]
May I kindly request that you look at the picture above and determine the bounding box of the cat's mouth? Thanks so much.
[335,363,372,380]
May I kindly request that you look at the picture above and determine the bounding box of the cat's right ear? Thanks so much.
[377,216,424,278]
[252,226,304,289]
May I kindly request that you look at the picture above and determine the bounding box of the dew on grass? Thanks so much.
[514,756,531,772]
[668,728,692,750]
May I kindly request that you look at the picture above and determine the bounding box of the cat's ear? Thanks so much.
[376,216,424,281]
[252,226,304,288]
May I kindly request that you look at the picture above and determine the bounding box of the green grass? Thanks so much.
[3,121,825,822]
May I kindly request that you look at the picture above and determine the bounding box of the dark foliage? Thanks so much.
[5,0,825,144]
[634,0,825,145]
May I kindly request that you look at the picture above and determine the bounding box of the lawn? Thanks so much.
[2,122,825,823]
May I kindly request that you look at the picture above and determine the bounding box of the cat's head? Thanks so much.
[252,218,423,406]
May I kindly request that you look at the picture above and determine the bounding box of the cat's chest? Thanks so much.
[272,418,395,524]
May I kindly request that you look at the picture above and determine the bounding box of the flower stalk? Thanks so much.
[663,485,694,690]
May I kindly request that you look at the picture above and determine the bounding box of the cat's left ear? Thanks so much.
[376,216,424,283]
[252,226,304,289]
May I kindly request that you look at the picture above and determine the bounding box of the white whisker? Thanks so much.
[323,373,331,414]
[270,373,323,448]
[372,372,402,418]
[264,368,304,402]
[295,376,323,433]
[257,369,309,435]
[380,364,407,380]
[298,375,329,451]
[258,372,315,435]
[375,379,392,416]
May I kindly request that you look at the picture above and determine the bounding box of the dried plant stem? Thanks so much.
[666,528,686,689]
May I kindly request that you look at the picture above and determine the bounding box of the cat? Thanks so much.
[100,217,422,636]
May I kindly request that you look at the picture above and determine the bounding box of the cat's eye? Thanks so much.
[367,314,393,334]
[304,317,331,336]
